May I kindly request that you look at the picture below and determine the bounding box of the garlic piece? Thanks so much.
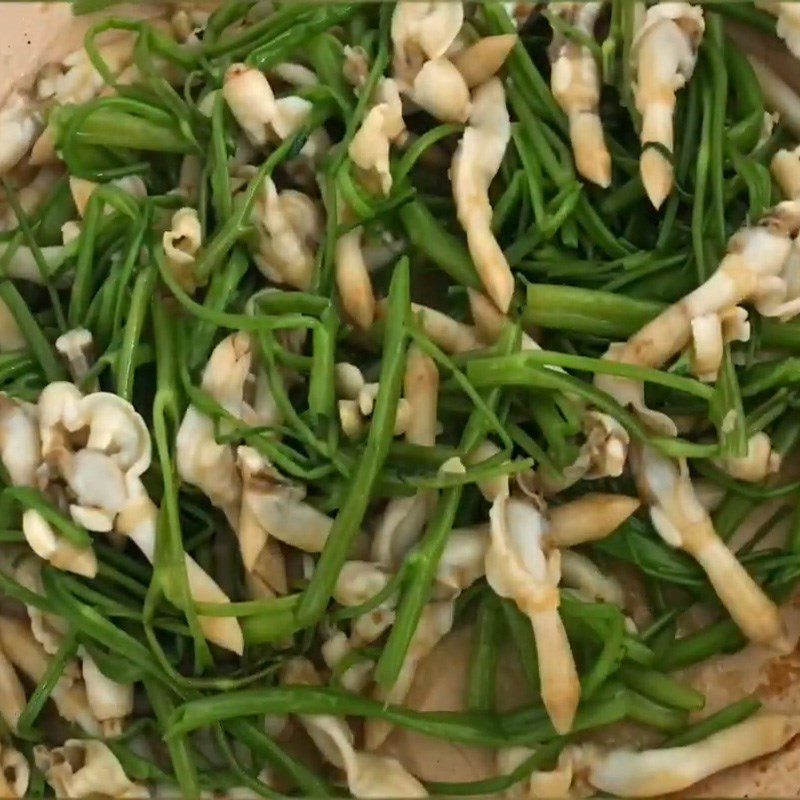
[452,78,514,311]
[549,2,610,187]
[451,34,517,89]
[223,64,311,147]
[772,146,800,199]
[411,58,470,123]
[632,3,705,208]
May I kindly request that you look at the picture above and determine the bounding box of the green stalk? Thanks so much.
[296,259,409,626]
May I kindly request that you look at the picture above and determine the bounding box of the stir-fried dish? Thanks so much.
[2,0,800,797]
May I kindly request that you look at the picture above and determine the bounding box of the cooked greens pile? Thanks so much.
[1,0,800,797]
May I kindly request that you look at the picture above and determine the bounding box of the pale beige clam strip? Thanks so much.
[488,490,580,734]
[497,743,590,800]
[235,446,287,598]
[632,443,788,651]
[162,207,203,291]
[0,634,26,732]
[688,306,750,382]
[587,713,800,797]
[599,201,800,418]
[223,63,311,147]
[546,493,640,548]
[171,6,210,46]
[271,62,319,90]
[36,385,152,531]
[36,36,136,106]
[344,45,371,89]
[0,92,42,176]
[468,288,540,351]
[336,226,376,330]
[34,740,148,799]
[115,492,244,654]
[560,551,625,606]
[365,601,455,751]
[0,165,62,232]
[238,447,334,556]
[433,524,490,599]
[177,154,202,204]
[349,78,405,196]
[13,555,67,656]
[451,35,517,90]
[387,300,485,354]
[632,3,705,208]
[250,178,322,291]
[69,175,147,219]
[80,651,134,738]
[282,658,427,798]
[22,508,97,578]
[371,345,439,568]
[0,394,41,488]
[321,628,374,694]
[452,78,514,312]
[756,2,800,58]
[0,242,71,285]
[548,2,610,187]
[0,744,28,800]
[391,1,464,90]
[715,431,781,484]
[32,381,243,653]
[334,560,397,645]
[746,56,800,138]
[538,411,632,494]
[0,615,100,735]
[177,331,274,525]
